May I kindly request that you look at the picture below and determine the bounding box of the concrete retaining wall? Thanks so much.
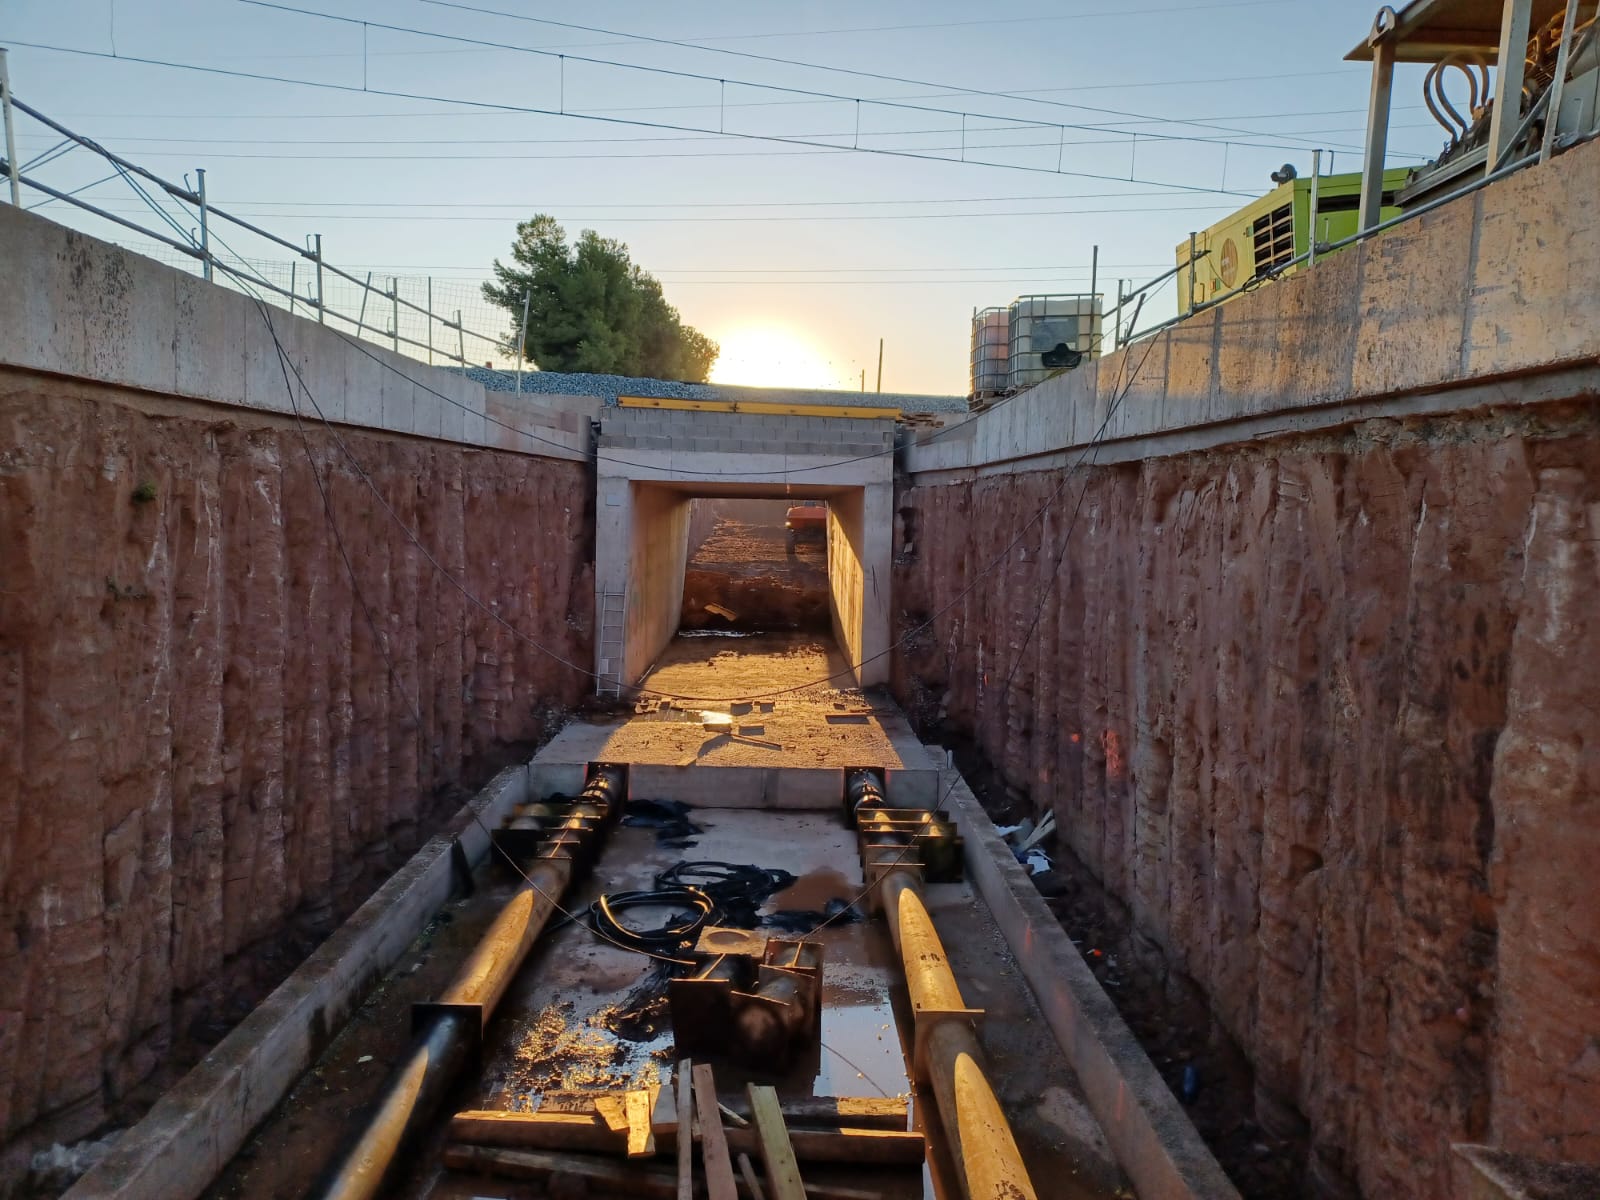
[891,139,1600,1198]
[0,211,596,1189]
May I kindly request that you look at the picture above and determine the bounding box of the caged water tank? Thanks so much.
[969,306,1011,398]
[1007,294,1102,391]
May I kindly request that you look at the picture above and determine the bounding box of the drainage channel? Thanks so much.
[190,757,1128,1200]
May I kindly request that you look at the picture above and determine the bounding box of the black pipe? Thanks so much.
[307,1014,475,1199]
[308,765,622,1200]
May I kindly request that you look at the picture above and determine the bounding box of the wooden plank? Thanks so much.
[738,1127,921,1166]
[692,1063,739,1200]
[627,1088,656,1158]
[677,1060,695,1200]
[737,1151,768,1200]
[450,1109,926,1165]
[537,1090,607,1115]
[705,1096,908,1132]
[441,1143,886,1200]
[747,1085,806,1200]
[594,1096,629,1134]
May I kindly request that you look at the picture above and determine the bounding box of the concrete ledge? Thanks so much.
[932,761,1240,1200]
[1453,1145,1600,1200]
[906,357,1600,487]
[65,765,532,1200]
[0,205,588,463]
[904,139,1600,483]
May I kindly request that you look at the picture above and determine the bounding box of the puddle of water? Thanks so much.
[768,866,856,912]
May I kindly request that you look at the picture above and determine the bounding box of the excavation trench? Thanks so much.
[199,767,1129,1200]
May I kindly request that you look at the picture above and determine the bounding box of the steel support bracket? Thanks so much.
[910,1006,985,1085]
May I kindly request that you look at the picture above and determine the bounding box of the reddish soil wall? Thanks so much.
[891,405,1600,1198]
[0,374,592,1181]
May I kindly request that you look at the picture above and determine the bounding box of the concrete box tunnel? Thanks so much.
[597,479,892,691]
[593,405,896,693]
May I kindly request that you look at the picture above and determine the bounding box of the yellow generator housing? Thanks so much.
[1175,168,1408,315]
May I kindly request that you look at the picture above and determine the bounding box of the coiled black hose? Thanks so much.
[656,861,795,927]
[590,886,716,953]
[586,861,798,956]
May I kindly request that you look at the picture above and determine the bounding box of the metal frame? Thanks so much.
[0,91,504,367]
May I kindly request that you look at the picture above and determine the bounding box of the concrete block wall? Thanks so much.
[599,407,895,459]
[0,205,590,462]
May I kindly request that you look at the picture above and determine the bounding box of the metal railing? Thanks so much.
[0,63,510,369]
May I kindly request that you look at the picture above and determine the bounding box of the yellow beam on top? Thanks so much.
[617,395,737,412]
[616,394,901,420]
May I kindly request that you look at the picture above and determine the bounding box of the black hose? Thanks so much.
[656,860,795,926]
[591,886,715,953]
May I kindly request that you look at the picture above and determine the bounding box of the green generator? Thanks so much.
[1175,167,1409,315]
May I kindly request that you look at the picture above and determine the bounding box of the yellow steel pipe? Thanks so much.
[882,874,1037,1200]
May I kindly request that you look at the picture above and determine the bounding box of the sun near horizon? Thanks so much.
[707,323,850,391]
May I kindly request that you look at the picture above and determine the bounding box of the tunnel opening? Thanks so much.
[601,477,889,694]
[678,498,832,635]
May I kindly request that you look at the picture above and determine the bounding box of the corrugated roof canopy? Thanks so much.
[1346,0,1573,62]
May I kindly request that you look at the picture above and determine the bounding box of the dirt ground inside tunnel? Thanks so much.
[679,510,830,633]
[941,742,1308,1200]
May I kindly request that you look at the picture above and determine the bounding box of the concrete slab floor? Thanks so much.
[205,803,1125,1200]
[542,632,927,770]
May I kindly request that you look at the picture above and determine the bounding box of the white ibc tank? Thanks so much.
[969,307,1011,397]
[1008,294,1102,392]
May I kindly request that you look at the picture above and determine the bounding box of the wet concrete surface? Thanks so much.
[539,632,931,770]
[206,802,1127,1200]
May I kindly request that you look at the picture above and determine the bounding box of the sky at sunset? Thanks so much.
[3,1,1453,394]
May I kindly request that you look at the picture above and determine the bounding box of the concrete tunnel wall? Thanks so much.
[892,137,1600,1199]
[0,206,595,1187]
[620,483,694,686]
[827,483,893,685]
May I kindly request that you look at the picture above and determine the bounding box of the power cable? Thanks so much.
[4,39,1263,190]
[26,171,120,211]
[992,283,1176,710]
[42,192,1201,210]
[79,201,1237,223]
[407,0,1361,157]
[243,1,1368,165]
[556,0,1297,42]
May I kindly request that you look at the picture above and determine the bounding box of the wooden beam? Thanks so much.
[711,1096,908,1132]
[441,1144,887,1200]
[693,1063,739,1200]
[450,1108,927,1165]
[628,1089,657,1158]
[594,1095,629,1134]
[737,1151,768,1200]
[747,1085,807,1200]
[677,1060,695,1200]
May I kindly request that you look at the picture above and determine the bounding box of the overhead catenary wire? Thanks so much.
[7,37,1258,193]
[403,0,1380,159]
[241,1,1385,167]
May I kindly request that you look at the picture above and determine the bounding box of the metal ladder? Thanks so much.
[595,588,626,698]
